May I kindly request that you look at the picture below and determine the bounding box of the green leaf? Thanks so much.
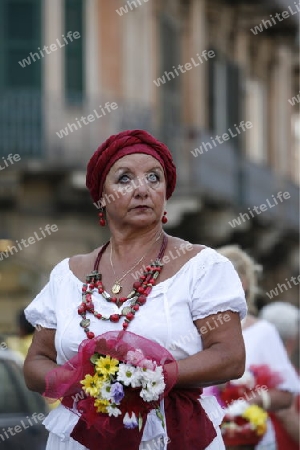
[156,409,165,428]
[138,414,143,431]
[90,352,101,364]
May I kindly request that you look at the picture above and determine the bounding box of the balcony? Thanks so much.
[0,90,154,168]
[190,129,240,205]
[242,160,299,230]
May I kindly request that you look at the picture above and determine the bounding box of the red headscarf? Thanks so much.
[86,130,176,202]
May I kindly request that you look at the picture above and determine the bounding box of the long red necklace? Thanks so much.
[78,234,168,338]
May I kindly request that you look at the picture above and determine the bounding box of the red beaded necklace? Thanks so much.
[78,234,168,338]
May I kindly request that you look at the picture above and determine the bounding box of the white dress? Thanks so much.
[25,247,247,450]
[243,321,300,450]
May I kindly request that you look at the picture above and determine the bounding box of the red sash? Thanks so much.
[70,388,217,450]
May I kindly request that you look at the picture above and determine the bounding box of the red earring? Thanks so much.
[161,211,168,224]
[98,208,106,226]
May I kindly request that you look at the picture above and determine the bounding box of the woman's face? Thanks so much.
[101,154,167,228]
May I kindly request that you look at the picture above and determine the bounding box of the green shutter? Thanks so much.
[0,0,42,158]
[64,0,84,101]
[0,0,41,90]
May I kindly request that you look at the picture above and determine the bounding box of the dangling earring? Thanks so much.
[161,211,168,224]
[98,207,106,226]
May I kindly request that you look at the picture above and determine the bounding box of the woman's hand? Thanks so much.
[176,311,245,387]
[274,399,300,442]
[246,387,293,412]
[23,326,57,394]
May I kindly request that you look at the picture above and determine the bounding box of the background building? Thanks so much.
[0,0,299,333]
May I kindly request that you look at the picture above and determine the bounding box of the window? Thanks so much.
[159,13,181,154]
[0,0,41,90]
[0,0,42,159]
[245,78,268,163]
[64,0,84,101]
[208,51,243,150]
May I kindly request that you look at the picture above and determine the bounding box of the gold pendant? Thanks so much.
[112,283,121,294]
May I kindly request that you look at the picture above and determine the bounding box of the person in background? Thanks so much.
[214,245,299,450]
[259,301,300,449]
[6,310,35,359]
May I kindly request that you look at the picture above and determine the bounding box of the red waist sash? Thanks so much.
[69,388,217,450]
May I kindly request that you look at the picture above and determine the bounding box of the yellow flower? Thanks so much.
[95,355,119,377]
[80,374,103,397]
[94,398,110,413]
[242,405,268,431]
[257,423,267,436]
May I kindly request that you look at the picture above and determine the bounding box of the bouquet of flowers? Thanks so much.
[80,349,166,429]
[44,331,178,450]
[217,365,282,448]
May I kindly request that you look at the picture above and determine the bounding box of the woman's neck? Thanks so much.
[109,226,164,260]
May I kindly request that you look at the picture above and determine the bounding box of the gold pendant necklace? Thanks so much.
[110,231,163,294]
[111,282,122,295]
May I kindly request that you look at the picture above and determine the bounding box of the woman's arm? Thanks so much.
[23,326,57,394]
[246,388,293,411]
[171,311,245,387]
[274,399,300,442]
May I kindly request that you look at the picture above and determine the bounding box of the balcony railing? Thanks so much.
[0,90,154,166]
[0,90,298,232]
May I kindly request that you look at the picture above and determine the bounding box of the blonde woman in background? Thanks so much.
[259,301,300,449]
[217,245,300,450]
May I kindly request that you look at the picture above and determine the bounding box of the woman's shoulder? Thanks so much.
[68,248,101,283]
[45,248,99,284]
[164,236,231,279]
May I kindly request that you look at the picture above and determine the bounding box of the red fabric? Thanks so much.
[70,388,217,450]
[269,398,300,450]
[86,129,177,202]
[220,364,283,406]
[164,388,217,450]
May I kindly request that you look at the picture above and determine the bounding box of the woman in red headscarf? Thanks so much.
[24,130,247,450]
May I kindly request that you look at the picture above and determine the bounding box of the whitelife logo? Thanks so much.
[190,121,253,157]
[250,2,300,35]
[18,31,81,68]
[153,50,215,87]
[0,153,21,170]
[228,191,291,228]
[288,90,300,106]
[116,0,150,16]
[266,275,300,299]
[56,102,118,139]
[0,413,45,442]
[0,224,58,261]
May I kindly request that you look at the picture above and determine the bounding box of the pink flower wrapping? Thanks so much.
[43,330,178,450]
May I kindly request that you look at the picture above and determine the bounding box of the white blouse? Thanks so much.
[25,246,247,450]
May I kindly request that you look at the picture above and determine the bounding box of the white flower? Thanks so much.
[117,363,142,387]
[231,371,255,389]
[139,366,165,402]
[107,405,122,417]
[225,399,249,417]
[140,387,156,402]
[100,381,113,401]
[123,412,138,429]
